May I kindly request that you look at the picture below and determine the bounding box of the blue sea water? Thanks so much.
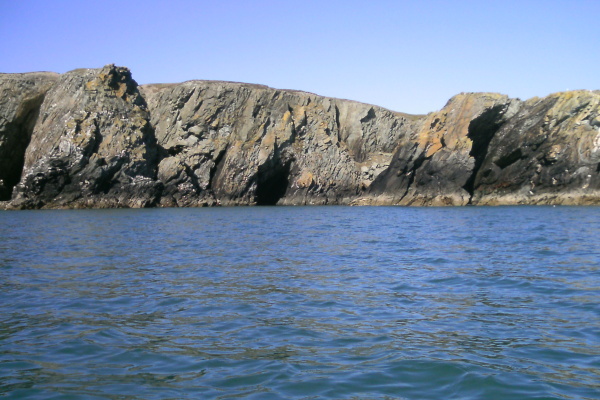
[0,206,599,399]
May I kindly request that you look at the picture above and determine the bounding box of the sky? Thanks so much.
[1,0,598,115]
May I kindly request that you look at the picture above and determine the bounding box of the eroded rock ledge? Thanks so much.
[1,65,599,209]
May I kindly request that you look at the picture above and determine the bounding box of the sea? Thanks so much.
[1,206,599,399]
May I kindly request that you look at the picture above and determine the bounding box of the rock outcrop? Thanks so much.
[0,72,58,200]
[472,91,600,205]
[1,64,598,209]
[362,93,521,206]
[141,80,419,206]
[7,65,161,209]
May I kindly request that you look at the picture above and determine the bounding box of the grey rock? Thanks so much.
[362,93,521,205]
[1,65,599,208]
[9,65,161,209]
[0,72,58,200]
[472,91,600,205]
[141,80,418,206]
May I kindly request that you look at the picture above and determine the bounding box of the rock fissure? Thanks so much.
[462,105,511,203]
[399,150,430,202]
[209,147,228,190]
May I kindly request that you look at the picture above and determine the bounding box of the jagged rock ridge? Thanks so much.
[1,65,599,209]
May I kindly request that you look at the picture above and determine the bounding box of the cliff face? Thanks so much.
[363,93,521,206]
[0,72,58,200]
[1,65,599,209]
[472,91,600,205]
[7,66,161,208]
[141,80,419,206]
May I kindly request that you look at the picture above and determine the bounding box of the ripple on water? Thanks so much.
[0,206,599,399]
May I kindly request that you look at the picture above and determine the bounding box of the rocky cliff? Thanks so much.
[1,65,599,209]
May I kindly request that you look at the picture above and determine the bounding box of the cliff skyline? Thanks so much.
[1,65,599,209]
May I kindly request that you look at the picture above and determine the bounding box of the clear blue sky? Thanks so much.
[1,0,598,114]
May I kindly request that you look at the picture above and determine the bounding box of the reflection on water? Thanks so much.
[1,206,599,399]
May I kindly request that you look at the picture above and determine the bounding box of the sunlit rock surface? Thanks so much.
[1,65,598,208]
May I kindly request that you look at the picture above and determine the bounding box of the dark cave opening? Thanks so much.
[462,105,506,201]
[254,160,292,206]
[0,103,44,201]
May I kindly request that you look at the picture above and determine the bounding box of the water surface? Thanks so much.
[1,206,599,399]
